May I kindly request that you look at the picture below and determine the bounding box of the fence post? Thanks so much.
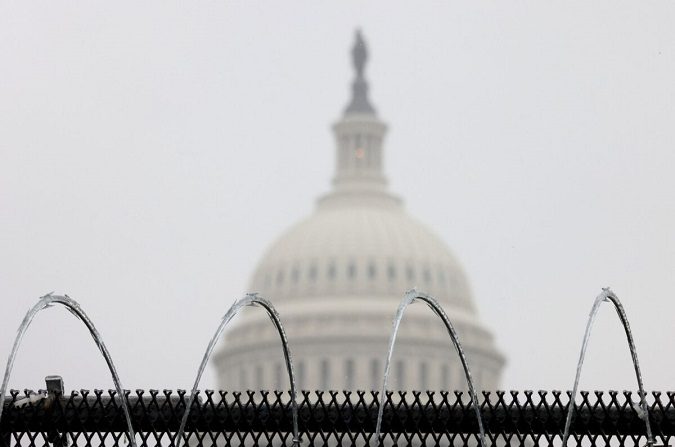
[45,375,68,447]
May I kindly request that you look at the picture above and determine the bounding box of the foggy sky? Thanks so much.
[1,1,674,393]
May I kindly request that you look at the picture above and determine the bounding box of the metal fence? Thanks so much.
[2,389,674,446]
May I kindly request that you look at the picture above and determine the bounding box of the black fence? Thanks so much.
[2,389,674,446]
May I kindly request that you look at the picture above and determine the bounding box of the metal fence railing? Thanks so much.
[2,388,674,446]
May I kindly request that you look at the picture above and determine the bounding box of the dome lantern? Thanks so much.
[326,30,394,208]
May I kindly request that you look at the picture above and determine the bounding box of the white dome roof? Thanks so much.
[250,199,476,312]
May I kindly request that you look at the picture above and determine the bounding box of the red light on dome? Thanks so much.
[355,148,365,159]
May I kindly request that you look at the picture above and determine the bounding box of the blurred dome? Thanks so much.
[250,199,476,313]
[214,32,504,392]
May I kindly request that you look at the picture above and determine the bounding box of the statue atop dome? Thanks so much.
[345,29,376,115]
[352,29,367,78]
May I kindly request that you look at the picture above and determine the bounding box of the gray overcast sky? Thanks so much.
[1,1,674,393]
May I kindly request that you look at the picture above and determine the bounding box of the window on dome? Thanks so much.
[276,270,284,286]
[345,358,355,389]
[309,263,317,282]
[348,262,357,279]
[424,268,432,284]
[291,267,299,283]
[264,274,271,288]
[368,263,376,279]
[320,359,330,390]
[354,134,363,161]
[327,263,336,280]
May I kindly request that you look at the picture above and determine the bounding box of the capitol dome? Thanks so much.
[214,31,505,392]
